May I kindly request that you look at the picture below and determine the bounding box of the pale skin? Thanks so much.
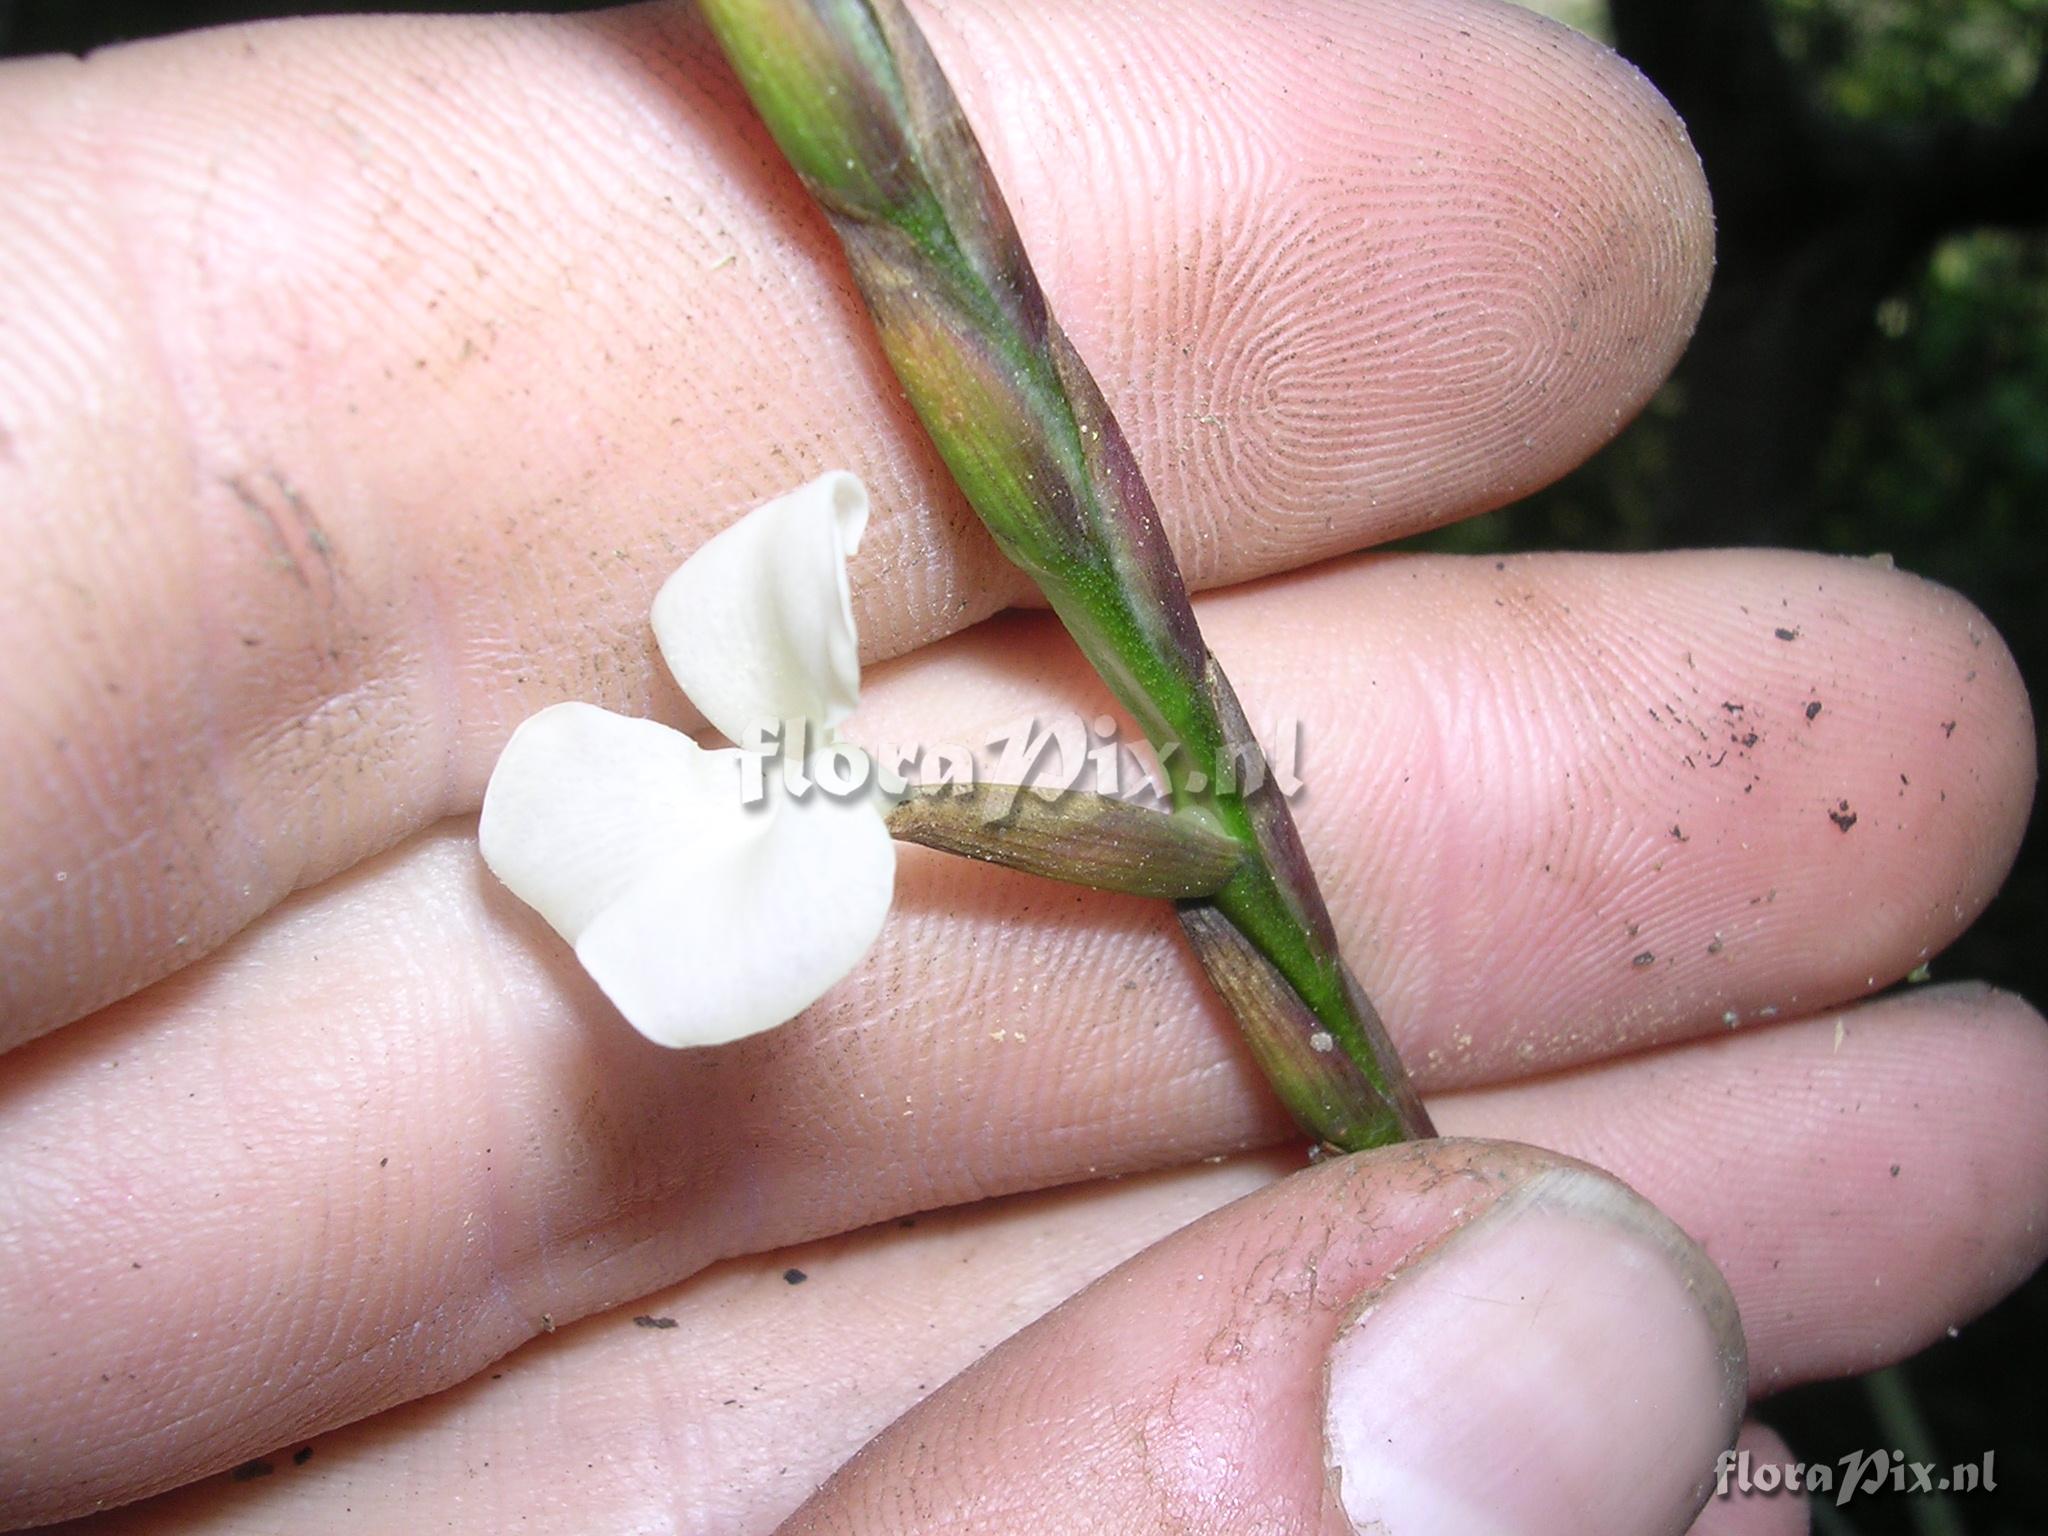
[0,0,2043,1531]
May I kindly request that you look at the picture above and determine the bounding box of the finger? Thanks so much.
[0,0,1712,1039]
[51,1146,1744,1531]
[1433,983,2048,1392]
[11,977,2045,1526]
[852,548,2033,1087]
[28,1176,1806,1536]
[43,1156,1299,1535]
[36,989,2047,1532]
[790,1143,1746,1535]
[1,548,2031,1520]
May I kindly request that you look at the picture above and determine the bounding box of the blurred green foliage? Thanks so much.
[1516,0,1614,41]
[1815,229,2048,882]
[1776,0,2048,121]
[1524,0,2048,121]
[1818,228,2048,584]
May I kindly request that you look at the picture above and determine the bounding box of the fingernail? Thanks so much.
[1323,1165,1746,1536]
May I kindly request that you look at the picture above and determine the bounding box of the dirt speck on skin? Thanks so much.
[1632,951,1656,969]
[293,1447,313,1467]
[1806,701,1823,721]
[1775,627,1799,641]
[633,1315,678,1330]
[784,1268,808,1286]
[1829,801,1859,832]
[230,1459,274,1483]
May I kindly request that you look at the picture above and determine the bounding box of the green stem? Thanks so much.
[698,0,1431,1148]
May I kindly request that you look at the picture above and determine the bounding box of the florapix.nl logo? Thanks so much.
[729,710,1307,813]
[1714,1447,1998,1507]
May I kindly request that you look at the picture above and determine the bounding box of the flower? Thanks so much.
[478,472,895,1047]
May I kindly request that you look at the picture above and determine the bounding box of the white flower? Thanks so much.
[478,472,895,1047]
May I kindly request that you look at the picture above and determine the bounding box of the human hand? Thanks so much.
[2,1,2042,1532]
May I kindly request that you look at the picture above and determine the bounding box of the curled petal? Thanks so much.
[653,471,868,745]
[479,703,895,1047]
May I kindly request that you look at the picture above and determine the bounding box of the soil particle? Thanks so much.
[1829,802,1859,833]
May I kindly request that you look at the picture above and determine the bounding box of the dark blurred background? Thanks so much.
[4,0,2040,1530]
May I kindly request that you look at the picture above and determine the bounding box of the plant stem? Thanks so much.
[698,0,1432,1148]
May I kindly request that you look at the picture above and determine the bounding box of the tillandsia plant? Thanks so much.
[481,0,1432,1152]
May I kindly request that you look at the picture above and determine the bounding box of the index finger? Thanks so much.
[0,0,1711,1043]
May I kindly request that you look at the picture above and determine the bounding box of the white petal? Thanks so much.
[478,702,753,943]
[479,703,895,1048]
[577,778,895,1047]
[652,471,868,744]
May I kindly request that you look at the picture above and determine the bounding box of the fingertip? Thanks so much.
[923,0,1716,573]
[1445,979,2048,1393]
[1905,983,2048,1303]
[782,1141,1743,1536]
[1895,564,2038,869]
[1323,1157,1742,1536]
